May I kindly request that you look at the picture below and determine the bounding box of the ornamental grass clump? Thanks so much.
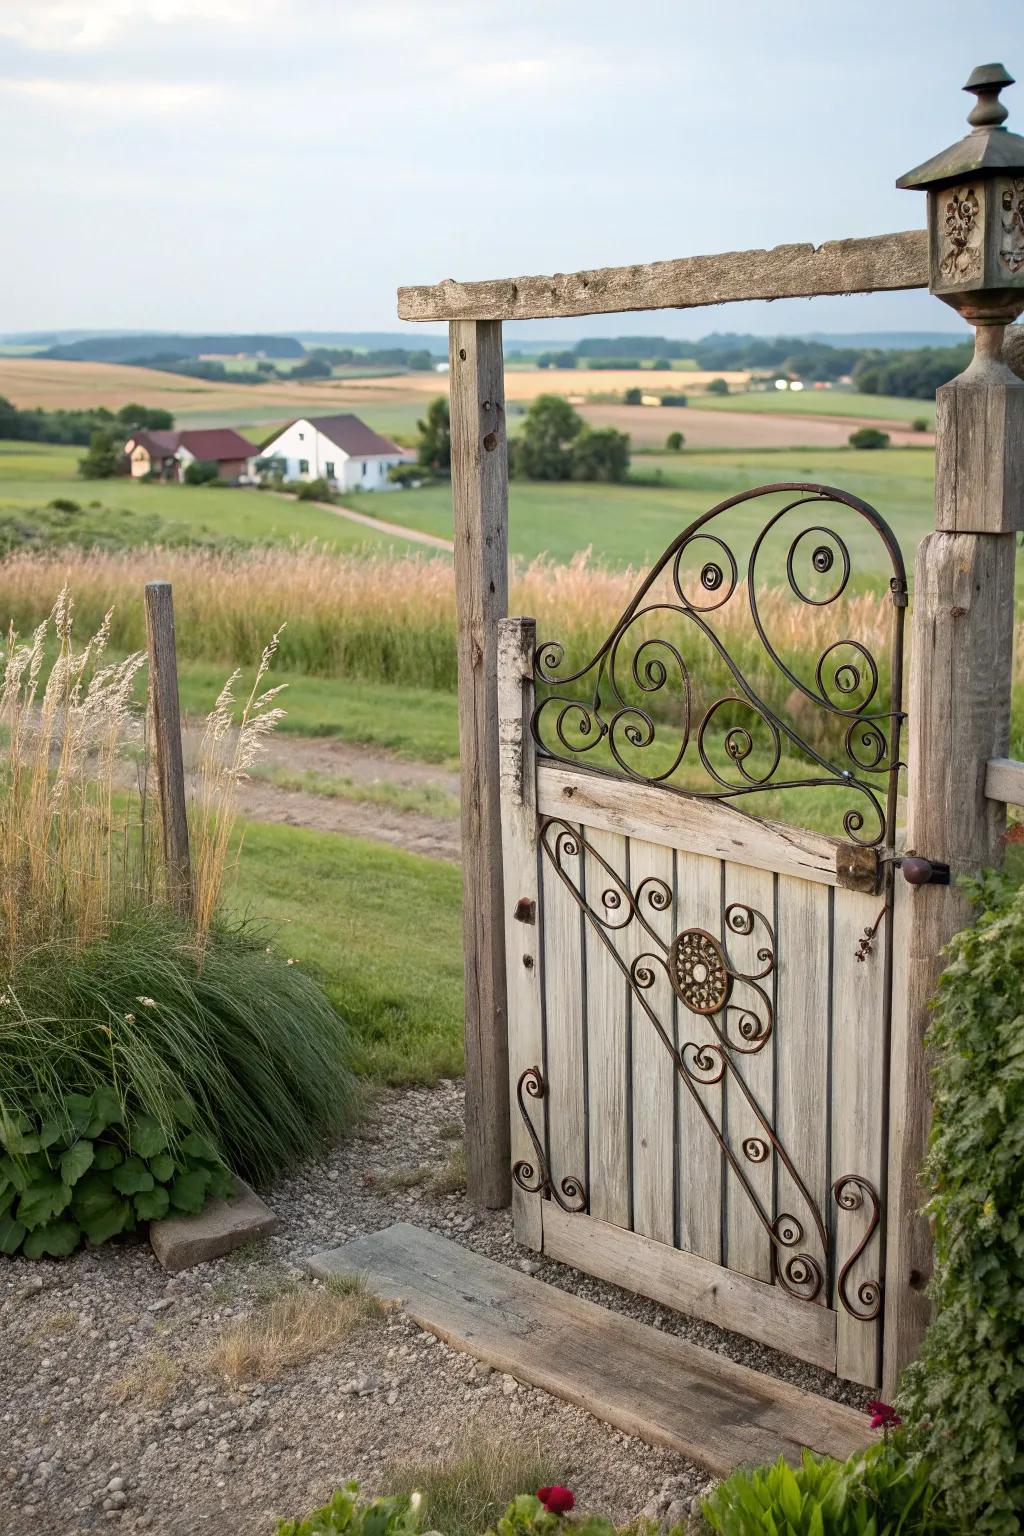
[899,870,1024,1535]
[0,587,354,1257]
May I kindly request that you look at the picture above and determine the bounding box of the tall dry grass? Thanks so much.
[0,543,901,693]
[0,584,284,968]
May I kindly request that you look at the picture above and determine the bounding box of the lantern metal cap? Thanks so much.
[897,63,1024,189]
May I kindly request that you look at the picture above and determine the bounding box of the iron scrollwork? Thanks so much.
[512,1065,587,1213]
[531,483,907,849]
[832,1175,883,1321]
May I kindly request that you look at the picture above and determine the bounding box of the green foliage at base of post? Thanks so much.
[899,871,1024,1536]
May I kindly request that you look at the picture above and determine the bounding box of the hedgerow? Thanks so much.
[899,870,1024,1533]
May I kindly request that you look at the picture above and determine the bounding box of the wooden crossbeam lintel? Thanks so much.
[398,229,928,322]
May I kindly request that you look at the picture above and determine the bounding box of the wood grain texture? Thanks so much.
[984,756,1024,805]
[934,367,1024,534]
[309,1222,868,1471]
[831,887,888,1388]
[625,838,675,1246]
[498,619,542,1249]
[399,230,928,322]
[722,864,775,1283]
[537,763,841,886]
[774,876,831,1334]
[450,319,511,1209]
[884,523,1016,1389]
[541,824,589,1229]
[144,582,192,917]
[542,1205,836,1372]
[584,828,632,1229]
[675,850,725,1263]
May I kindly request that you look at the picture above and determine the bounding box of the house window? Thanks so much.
[298,432,305,441]
[325,461,335,480]
[362,461,368,477]
[299,459,309,474]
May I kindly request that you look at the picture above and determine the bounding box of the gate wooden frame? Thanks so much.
[398,146,1024,1395]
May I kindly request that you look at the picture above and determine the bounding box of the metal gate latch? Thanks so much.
[899,856,951,886]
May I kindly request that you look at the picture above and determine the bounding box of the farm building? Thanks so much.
[124,427,259,483]
[257,414,405,491]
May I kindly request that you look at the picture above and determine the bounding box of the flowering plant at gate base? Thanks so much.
[537,1488,575,1515]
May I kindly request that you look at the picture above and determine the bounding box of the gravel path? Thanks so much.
[1,1081,867,1535]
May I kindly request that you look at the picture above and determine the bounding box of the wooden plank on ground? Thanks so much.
[537,763,842,887]
[542,1205,836,1373]
[398,230,928,322]
[309,1222,868,1473]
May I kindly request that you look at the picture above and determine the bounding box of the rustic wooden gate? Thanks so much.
[400,61,1024,1401]
[498,483,907,1389]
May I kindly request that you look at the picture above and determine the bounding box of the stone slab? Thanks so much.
[149,1177,278,1272]
[308,1222,869,1475]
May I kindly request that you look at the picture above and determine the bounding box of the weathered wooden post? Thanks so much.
[448,320,512,1208]
[145,580,193,918]
[884,64,1024,1391]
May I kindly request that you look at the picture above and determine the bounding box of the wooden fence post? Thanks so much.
[883,332,1024,1393]
[449,319,511,1208]
[144,580,193,918]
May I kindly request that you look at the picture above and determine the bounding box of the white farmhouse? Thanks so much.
[258,414,405,491]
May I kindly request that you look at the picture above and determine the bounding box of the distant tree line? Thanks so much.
[42,334,303,363]
[851,342,973,399]
[302,346,436,372]
[522,331,973,396]
[0,398,173,446]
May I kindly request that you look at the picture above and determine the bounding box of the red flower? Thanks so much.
[537,1487,575,1515]
[866,1399,901,1431]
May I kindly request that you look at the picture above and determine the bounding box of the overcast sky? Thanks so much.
[1,0,1021,340]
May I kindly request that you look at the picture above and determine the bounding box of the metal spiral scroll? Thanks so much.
[531,482,907,848]
[832,1175,883,1320]
[512,1065,587,1213]
[539,818,830,1304]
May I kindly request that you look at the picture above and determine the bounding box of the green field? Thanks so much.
[354,447,936,579]
[229,818,463,1083]
[0,440,400,554]
[694,389,935,423]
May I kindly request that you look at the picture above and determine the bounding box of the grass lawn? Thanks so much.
[0,440,403,554]
[175,662,460,764]
[352,447,935,579]
[228,818,463,1083]
[694,390,936,424]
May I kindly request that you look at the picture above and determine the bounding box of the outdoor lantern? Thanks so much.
[897,64,1024,327]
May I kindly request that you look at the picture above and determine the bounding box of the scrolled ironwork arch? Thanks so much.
[531,482,907,847]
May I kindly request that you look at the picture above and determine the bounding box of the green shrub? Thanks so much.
[702,1442,946,1536]
[291,477,334,502]
[0,1088,231,1257]
[1,909,355,1190]
[183,459,221,486]
[848,427,890,450]
[705,377,729,396]
[911,417,929,432]
[388,463,429,488]
[899,870,1024,1534]
[665,431,684,451]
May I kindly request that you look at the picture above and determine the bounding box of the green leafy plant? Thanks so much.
[701,1441,945,1536]
[0,1087,231,1258]
[899,870,1024,1534]
[848,427,890,450]
[276,1480,421,1536]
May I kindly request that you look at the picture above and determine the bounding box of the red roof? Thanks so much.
[298,414,402,457]
[125,427,258,462]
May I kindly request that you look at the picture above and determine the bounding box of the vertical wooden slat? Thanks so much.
[541,828,588,1229]
[449,318,511,1209]
[628,838,675,1246]
[144,581,192,917]
[773,875,832,1327]
[497,618,542,1250]
[832,885,888,1387]
[585,829,632,1229]
[675,850,724,1263]
[723,863,775,1282]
